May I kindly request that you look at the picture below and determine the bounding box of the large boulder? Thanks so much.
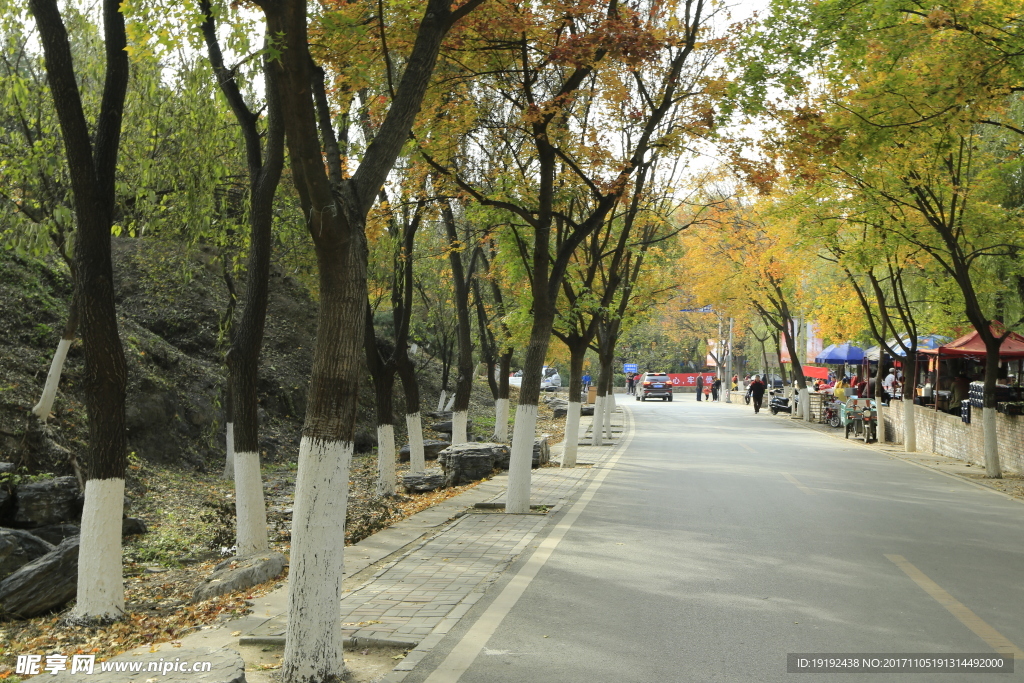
[29,523,80,546]
[581,405,595,416]
[438,443,507,486]
[0,528,55,581]
[192,551,287,603]
[402,469,446,492]
[0,536,79,618]
[398,439,450,462]
[13,476,81,528]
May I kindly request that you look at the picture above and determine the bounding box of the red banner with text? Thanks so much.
[666,373,718,388]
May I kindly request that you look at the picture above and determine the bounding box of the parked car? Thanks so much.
[637,372,673,402]
[507,366,562,391]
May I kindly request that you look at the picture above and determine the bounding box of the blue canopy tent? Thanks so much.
[815,342,866,364]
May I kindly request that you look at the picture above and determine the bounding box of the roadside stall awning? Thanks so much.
[814,343,865,364]
[865,335,952,361]
[921,326,1024,360]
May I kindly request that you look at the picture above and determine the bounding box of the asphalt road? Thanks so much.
[405,398,1024,682]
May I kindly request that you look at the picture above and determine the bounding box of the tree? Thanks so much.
[248,1,482,680]
[28,0,130,620]
[424,0,728,511]
[198,0,285,555]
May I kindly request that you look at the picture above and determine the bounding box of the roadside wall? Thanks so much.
[881,403,1024,473]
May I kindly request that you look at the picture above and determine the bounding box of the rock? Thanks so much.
[533,437,551,467]
[402,469,446,492]
[13,476,81,528]
[0,536,79,618]
[192,552,287,603]
[27,523,79,546]
[0,528,55,581]
[552,405,568,418]
[439,443,508,485]
[581,405,595,416]
[122,517,148,536]
[430,420,473,435]
[47,647,245,683]
[0,462,14,474]
[0,487,11,520]
[398,439,450,462]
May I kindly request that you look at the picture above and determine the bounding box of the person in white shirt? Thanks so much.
[882,369,896,402]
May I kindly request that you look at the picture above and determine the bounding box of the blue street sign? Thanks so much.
[624,363,638,373]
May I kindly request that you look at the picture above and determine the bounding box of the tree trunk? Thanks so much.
[506,305,555,513]
[444,203,474,446]
[285,235,366,683]
[561,341,587,467]
[32,294,79,421]
[396,352,425,473]
[982,336,1002,478]
[222,382,235,480]
[902,354,917,452]
[493,352,512,442]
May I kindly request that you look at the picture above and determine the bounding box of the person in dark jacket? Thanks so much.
[749,375,767,414]
[696,374,705,401]
[711,377,721,401]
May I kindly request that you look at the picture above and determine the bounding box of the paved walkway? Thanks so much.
[196,405,631,674]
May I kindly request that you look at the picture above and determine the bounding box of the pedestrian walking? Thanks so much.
[711,377,721,401]
[749,375,767,414]
[696,374,704,401]
[582,372,591,391]
[626,373,635,395]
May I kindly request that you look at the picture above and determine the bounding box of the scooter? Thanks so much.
[769,388,796,415]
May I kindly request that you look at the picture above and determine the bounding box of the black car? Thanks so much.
[637,372,674,401]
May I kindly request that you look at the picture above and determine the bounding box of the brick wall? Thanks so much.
[881,402,1024,473]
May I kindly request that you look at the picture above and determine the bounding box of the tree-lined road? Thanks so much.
[407,400,1024,682]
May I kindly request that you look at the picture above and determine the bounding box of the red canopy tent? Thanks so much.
[920,325,1024,410]
[921,326,1024,359]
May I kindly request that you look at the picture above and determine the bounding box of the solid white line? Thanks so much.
[421,409,636,683]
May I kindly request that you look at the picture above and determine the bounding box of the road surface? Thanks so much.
[404,399,1024,681]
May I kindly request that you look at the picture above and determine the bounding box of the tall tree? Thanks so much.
[28,0,130,620]
[424,0,727,512]
[249,1,482,680]
[199,0,285,555]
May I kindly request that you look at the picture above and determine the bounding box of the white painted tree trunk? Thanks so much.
[443,393,456,412]
[405,412,425,473]
[604,392,615,441]
[283,437,351,683]
[561,401,581,468]
[451,410,469,445]
[800,387,810,421]
[436,390,446,412]
[493,398,509,442]
[222,422,235,480]
[73,477,125,620]
[32,338,72,421]
[591,395,605,446]
[505,404,537,514]
[234,450,268,555]
[375,424,396,497]
[983,408,1001,477]
[903,399,917,452]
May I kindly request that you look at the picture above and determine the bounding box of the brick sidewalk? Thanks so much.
[240,406,629,654]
